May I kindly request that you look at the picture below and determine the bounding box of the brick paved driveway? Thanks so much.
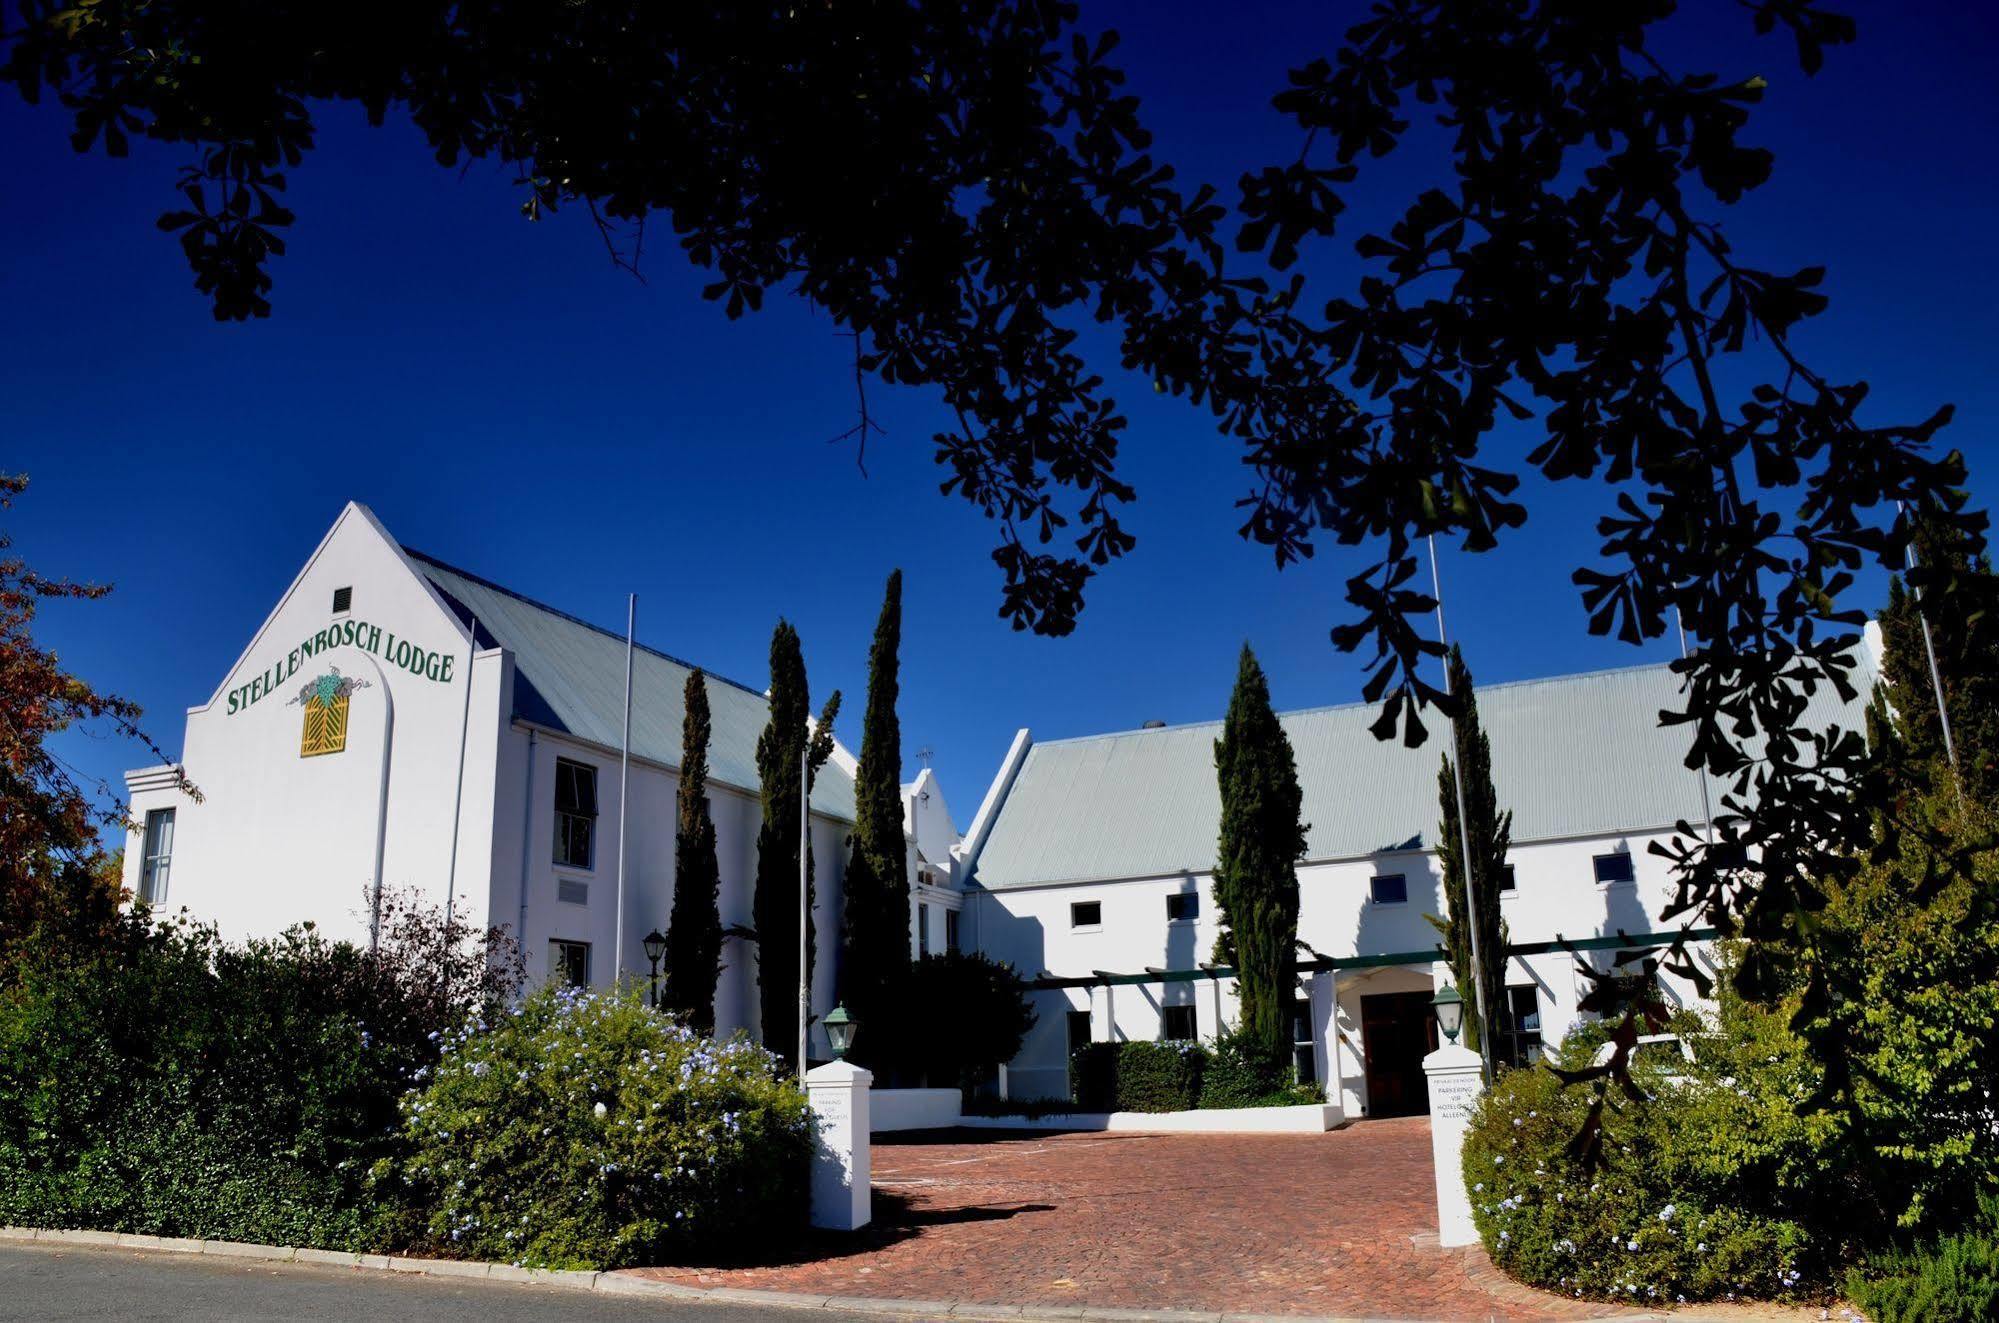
[627,1118,1642,1321]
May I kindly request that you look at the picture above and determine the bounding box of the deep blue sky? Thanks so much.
[10,2,1996,830]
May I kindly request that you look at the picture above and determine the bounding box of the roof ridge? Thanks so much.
[400,546,770,702]
[1025,657,1686,749]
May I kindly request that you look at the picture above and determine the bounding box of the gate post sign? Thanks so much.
[1422,1042,1484,1247]
[805,1059,872,1231]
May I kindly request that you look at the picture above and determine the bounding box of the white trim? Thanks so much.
[955,727,1032,877]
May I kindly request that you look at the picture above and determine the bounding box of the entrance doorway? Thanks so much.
[1360,989,1438,1117]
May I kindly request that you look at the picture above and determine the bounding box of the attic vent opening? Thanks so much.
[331,586,353,614]
[1141,719,1166,729]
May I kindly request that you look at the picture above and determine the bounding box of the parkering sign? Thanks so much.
[226,619,456,715]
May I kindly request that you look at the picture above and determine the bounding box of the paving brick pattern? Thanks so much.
[628,1119,1644,1321]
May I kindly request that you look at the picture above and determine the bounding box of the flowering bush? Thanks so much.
[393,985,811,1270]
[1461,999,1832,1306]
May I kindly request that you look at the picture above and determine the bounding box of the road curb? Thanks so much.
[1,1226,1789,1323]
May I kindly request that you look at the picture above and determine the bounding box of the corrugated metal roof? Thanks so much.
[407,550,856,821]
[969,658,1875,890]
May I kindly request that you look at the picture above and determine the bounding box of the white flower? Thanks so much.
[593,1101,608,1120]
[1658,1203,1675,1222]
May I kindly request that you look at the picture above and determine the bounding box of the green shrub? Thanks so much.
[0,890,512,1251]
[1198,1030,1288,1108]
[1070,1041,1119,1110]
[1113,1041,1207,1112]
[876,951,1036,1092]
[1462,1021,1820,1305]
[1846,1198,1999,1323]
[393,985,811,1269]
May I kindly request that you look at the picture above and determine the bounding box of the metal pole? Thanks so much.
[1428,537,1493,1083]
[798,739,811,1080]
[1897,502,1965,814]
[615,594,635,984]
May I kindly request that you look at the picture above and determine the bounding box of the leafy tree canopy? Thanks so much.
[8,1,1992,1117]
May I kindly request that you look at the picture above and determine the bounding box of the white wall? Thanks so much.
[125,503,855,1058]
[125,505,489,950]
[975,826,1717,1110]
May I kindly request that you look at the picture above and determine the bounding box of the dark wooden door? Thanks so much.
[1360,990,1439,1117]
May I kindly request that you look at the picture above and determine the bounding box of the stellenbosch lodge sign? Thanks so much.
[226,618,458,716]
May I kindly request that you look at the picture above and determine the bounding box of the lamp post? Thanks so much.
[642,928,667,1010]
[1430,982,1465,1046]
[822,1005,857,1060]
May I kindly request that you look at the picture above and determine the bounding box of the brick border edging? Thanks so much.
[2,1225,1754,1323]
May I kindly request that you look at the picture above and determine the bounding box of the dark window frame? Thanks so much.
[1165,891,1198,922]
[1070,900,1103,929]
[1592,852,1636,885]
[1368,873,1409,905]
[553,758,599,870]
[550,938,591,988]
[1160,1005,1198,1041]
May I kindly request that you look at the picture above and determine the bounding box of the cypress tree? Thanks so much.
[1427,646,1512,1059]
[753,620,841,1065]
[1211,644,1307,1076]
[663,669,722,1034]
[839,571,910,1066]
[1869,508,1999,807]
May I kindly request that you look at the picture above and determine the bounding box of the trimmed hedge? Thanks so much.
[1198,1031,1286,1108]
[1114,1041,1206,1112]
[392,985,811,1269]
[0,896,510,1251]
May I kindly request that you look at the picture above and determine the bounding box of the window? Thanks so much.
[1165,891,1198,922]
[1161,1005,1198,1041]
[331,585,352,614]
[1070,900,1102,928]
[553,758,598,869]
[1498,864,1517,892]
[1502,985,1544,1069]
[1067,1009,1094,1056]
[550,939,591,988]
[944,908,960,953]
[1291,998,1317,1085]
[1592,852,1636,885]
[138,808,175,905]
[917,902,931,957]
[1369,873,1408,905]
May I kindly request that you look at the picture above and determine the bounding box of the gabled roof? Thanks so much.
[966,657,1876,891]
[407,550,856,821]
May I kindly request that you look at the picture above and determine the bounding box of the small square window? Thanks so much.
[1498,864,1517,892]
[331,585,352,614]
[1070,900,1102,929]
[1369,873,1408,905]
[1165,891,1198,922]
[1593,852,1636,885]
[1161,1005,1198,1041]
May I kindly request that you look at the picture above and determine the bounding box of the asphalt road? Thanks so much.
[0,1243,924,1323]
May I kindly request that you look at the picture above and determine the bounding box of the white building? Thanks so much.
[953,658,1876,1116]
[122,502,906,1056]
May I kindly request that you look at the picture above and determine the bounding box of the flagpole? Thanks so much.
[1896,501,1965,815]
[798,739,811,1080]
[1428,537,1494,1084]
[615,593,635,986]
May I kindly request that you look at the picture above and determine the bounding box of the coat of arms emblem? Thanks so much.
[289,668,370,757]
